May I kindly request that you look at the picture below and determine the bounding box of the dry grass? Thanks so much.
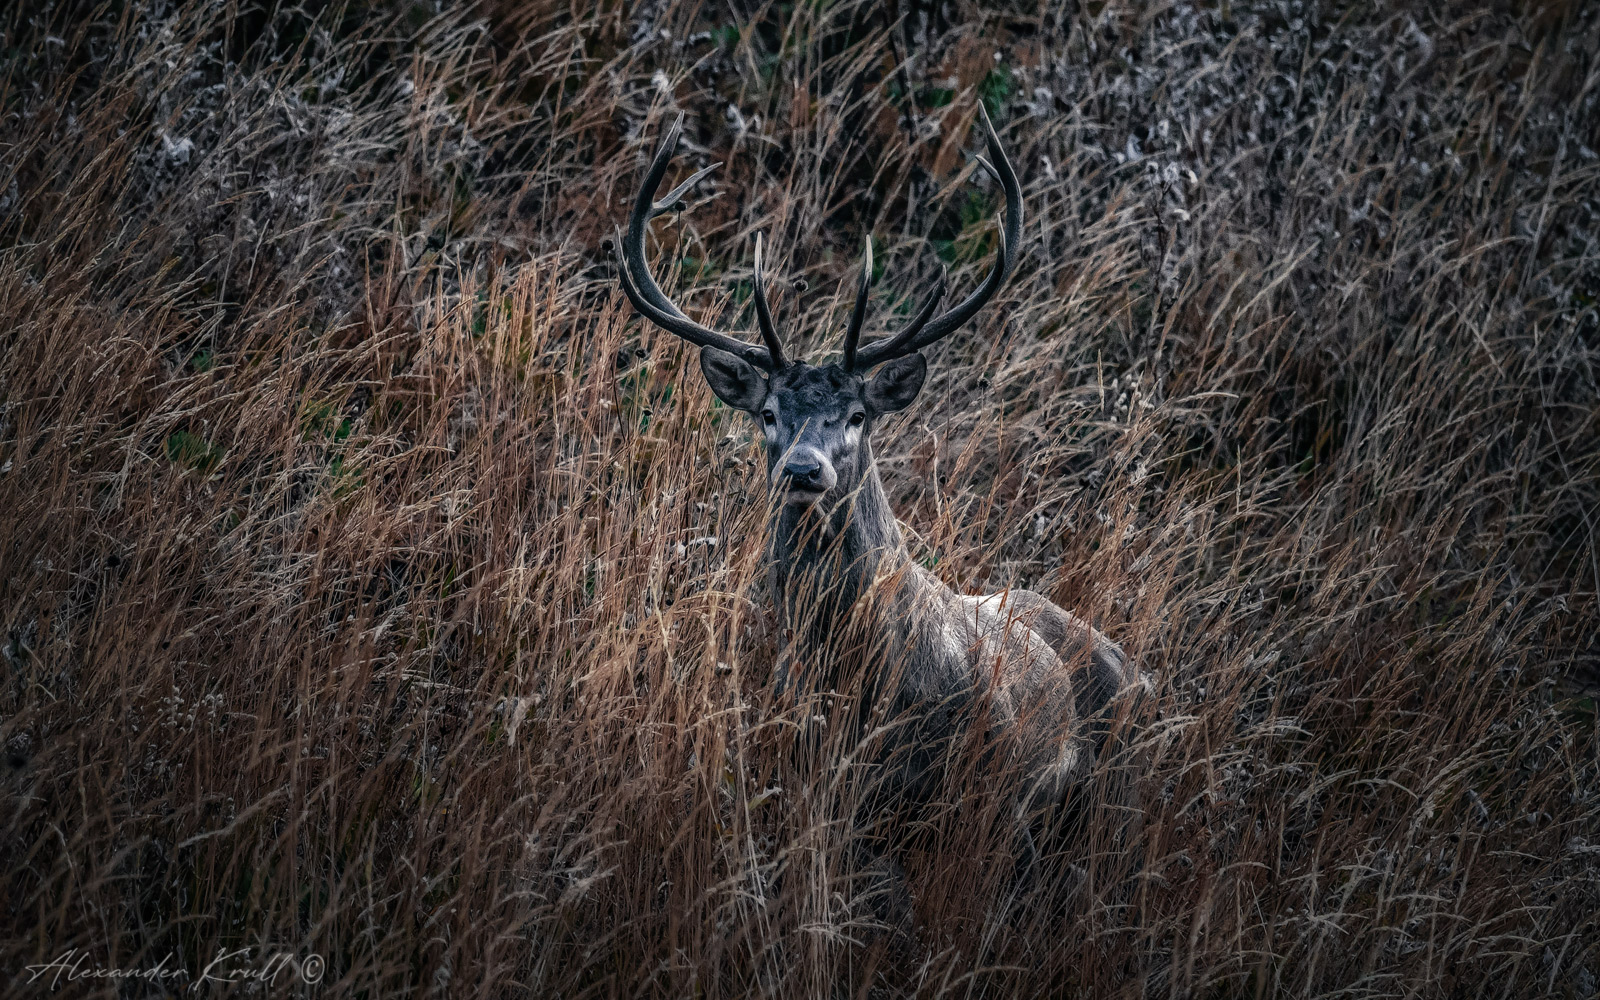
[3,1,1599,996]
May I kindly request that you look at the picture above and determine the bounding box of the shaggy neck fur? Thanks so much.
[767,439,909,670]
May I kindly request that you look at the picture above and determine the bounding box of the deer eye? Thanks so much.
[761,410,776,426]
[849,412,865,427]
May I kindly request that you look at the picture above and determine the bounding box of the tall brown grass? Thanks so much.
[3,1,1597,996]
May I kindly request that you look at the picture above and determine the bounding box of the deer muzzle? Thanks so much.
[778,448,835,503]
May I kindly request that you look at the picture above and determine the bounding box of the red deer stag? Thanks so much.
[615,107,1144,829]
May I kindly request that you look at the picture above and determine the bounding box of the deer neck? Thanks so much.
[767,443,907,645]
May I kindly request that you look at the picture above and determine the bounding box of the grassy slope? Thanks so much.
[2,0,1598,996]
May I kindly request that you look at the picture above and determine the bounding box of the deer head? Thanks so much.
[615,107,1021,509]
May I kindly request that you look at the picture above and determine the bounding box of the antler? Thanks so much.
[751,233,787,369]
[840,236,872,372]
[849,103,1022,371]
[615,113,784,371]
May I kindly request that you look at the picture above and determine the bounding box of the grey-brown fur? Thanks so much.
[738,361,1143,819]
[617,106,1145,826]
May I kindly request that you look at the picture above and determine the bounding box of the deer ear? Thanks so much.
[864,353,927,413]
[699,346,767,411]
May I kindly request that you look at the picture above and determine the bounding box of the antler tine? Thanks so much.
[841,235,873,371]
[617,113,779,370]
[854,103,1022,369]
[751,233,787,369]
[850,267,948,368]
[651,162,720,219]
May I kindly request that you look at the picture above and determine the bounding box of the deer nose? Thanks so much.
[782,459,825,489]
